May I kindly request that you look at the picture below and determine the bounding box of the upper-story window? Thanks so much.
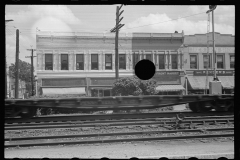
[61,54,68,70]
[230,55,234,69]
[190,55,197,69]
[119,54,126,70]
[76,54,84,70]
[133,53,140,69]
[45,54,53,70]
[91,54,98,70]
[217,55,224,69]
[105,54,112,70]
[203,55,211,69]
[171,54,178,69]
[145,54,152,61]
[159,54,165,69]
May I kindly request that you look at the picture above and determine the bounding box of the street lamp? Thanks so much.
[5,19,13,99]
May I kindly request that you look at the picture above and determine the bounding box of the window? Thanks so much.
[171,54,178,69]
[61,54,68,70]
[217,55,224,69]
[119,54,126,69]
[203,55,211,69]
[145,54,152,61]
[132,53,140,69]
[76,54,84,70]
[105,54,112,70]
[45,54,53,70]
[190,55,197,69]
[230,55,234,69]
[91,54,98,70]
[159,55,165,69]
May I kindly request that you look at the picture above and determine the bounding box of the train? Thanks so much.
[5,94,234,118]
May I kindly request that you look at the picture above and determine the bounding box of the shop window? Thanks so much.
[190,55,197,69]
[203,55,211,69]
[171,54,178,69]
[76,54,84,70]
[159,55,165,69]
[132,53,140,69]
[119,54,126,70]
[230,55,234,69]
[145,54,152,61]
[45,54,53,70]
[61,54,68,70]
[105,54,112,70]
[217,55,224,69]
[91,54,98,70]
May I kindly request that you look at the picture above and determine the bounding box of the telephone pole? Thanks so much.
[5,19,13,99]
[15,29,19,99]
[26,47,36,96]
[110,4,125,80]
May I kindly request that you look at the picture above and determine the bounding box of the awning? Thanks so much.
[91,87,112,90]
[187,76,234,90]
[156,85,185,92]
[187,76,213,90]
[218,76,234,89]
[42,87,86,95]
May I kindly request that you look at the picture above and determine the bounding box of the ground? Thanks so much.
[4,139,234,159]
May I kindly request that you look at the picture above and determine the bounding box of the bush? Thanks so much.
[112,76,158,96]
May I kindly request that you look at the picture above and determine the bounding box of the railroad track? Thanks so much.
[5,111,233,124]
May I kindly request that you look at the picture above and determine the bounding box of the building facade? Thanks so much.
[182,32,234,94]
[36,31,186,96]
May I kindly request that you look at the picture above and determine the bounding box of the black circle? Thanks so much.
[134,59,155,80]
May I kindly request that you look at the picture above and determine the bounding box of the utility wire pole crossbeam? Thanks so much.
[110,4,125,80]
[26,49,36,96]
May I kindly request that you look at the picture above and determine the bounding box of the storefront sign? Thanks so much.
[193,70,234,76]
[90,78,115,86]
[42,78,86,86]
[154,71,182,76]
[152,71,183,85]
[189,47,234,53]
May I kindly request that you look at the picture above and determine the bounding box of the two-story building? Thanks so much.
[182,32,234,94]
[36,31,186,96]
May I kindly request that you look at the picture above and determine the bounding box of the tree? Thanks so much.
[112,76,158,96]
[9,59,35,94]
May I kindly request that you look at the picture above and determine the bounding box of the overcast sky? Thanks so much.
[5,5,235,75]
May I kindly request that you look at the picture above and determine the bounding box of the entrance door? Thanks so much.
[103,90,110,97]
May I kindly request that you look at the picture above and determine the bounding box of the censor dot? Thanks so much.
[134,59,155,80]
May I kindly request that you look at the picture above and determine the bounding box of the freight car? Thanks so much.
[5,94,234,118]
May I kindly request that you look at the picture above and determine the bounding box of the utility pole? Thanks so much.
[15,29,19,99]
[5,19,13,99]
[26,47,36,96]
[207,5,217,81]
[110,4,125,80]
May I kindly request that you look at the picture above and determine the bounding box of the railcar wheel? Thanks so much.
[19,107,36,118]
[199,101,213,112]
[188,102,199,112]
[214,100,233,111]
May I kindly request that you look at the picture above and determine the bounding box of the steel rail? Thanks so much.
[5,111,233,124]
[5,132,234,148]
[5,127,233,141]
[5,118,234,130]
[5,115,234,127]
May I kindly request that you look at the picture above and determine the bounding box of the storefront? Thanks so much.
[152,71,185,95]
[89,78,115,97]
[186,70,234,94]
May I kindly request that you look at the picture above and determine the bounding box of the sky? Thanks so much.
[5,5,235,75]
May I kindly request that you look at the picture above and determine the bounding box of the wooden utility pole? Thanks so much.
[110,5,124,80]
[5,19,13,99]
[26,48,36,96]
[15,29,19,99]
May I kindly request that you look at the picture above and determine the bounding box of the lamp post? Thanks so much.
[5,19,13,99]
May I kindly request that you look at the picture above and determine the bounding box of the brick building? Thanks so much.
[36,31,186,96]
[182,32,234,94]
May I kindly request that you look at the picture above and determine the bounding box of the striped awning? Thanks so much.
[187,76,213,90]
[218,76,234,89]
[156,85,185,92]
[187,76,234,90]
[42,87,86,95]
